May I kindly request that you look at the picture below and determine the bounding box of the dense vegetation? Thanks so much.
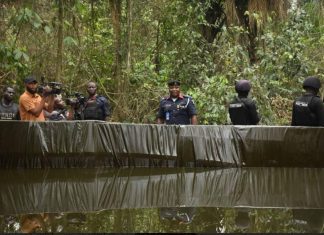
[0,0,323,124]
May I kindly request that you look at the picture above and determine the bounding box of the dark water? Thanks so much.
[1,167,324,233]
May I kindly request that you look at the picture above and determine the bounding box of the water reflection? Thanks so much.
[1,167,324,232]
[1,167,324,214]
[1,208,324,233]
[160,207,196,224]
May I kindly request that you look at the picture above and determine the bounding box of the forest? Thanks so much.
[0,0,323,124]
[1,0,324,233]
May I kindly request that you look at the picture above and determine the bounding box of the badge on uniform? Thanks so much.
[166,111,170,120]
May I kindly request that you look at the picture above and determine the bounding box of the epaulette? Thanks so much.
[183,95,192,99]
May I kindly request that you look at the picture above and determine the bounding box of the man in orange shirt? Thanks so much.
[19,76,55,121]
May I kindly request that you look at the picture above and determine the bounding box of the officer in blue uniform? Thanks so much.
[228,79,260,125]
[157,80,197,125]
[157,79,197,223]
[291,76,324,126]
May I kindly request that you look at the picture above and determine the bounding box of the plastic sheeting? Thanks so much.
[237,126,324,167]
[177,125,242,167]
[1,121,324,168]
[0,121,179,168]
[1,167,324,215]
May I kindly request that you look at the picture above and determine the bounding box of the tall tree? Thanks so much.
[153,20,160,74]
[126,0,132,74]
[109,0,123,121]
[55,0,64,81]
[109,0,122,90]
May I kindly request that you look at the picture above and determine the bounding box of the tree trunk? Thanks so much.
[126,0,132,74]
[55,0,64,81]
[199,0,226,43]
[109,0,123,121]
[0,4,6,42]
[154,20,160,74]
[90,0,95,41]
[234,0,257,64]
[109,0,122,92]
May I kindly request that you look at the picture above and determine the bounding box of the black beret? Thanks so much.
[167,80,181,86]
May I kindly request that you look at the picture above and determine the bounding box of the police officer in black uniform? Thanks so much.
[0,86,20,120]
[82,81,111,121]
[228,79,260,125]
[157,80,197,125]
[291,76,324,126]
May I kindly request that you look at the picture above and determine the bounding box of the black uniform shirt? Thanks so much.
[83,95,110,120]
[228,96,260,125]
[291,93,324,126]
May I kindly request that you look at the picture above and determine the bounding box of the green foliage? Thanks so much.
[189,6,324,125]
[190,75,231,124]
[258,9,316,82]
[0,43,30,86]
[10,8,43,30]
[253,7,322,124]
[0,0,323,124]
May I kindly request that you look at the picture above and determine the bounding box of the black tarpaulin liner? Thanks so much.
[177,125,242,166]
[236,125,324,167]
[1,167,324,215]
[0,121,180,168]
[0,121,240,168]
[96,123,179,167]
[1,121,324,168]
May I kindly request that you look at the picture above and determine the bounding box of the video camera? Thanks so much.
[65,92,87,107]
[65,92,87,120]
[37,76,62,95]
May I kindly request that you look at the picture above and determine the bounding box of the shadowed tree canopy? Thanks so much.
[224,0,291,63]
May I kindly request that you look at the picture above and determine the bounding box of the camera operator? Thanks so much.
[19,76,55,121]
[65,92,85,120]
[44,94,72,121]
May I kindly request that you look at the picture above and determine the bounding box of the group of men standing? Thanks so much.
[157,75,324,127]
[1,75,323,127]
[0,76,111,122]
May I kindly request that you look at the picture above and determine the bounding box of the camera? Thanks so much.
[65,92,87,120]
[37,83,62,95]
[37,76,62,95]
[65,92,86,107]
